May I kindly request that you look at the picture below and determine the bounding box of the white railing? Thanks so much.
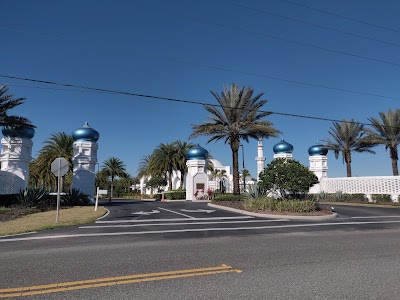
[0,171,16,194]
[320,176,400,196]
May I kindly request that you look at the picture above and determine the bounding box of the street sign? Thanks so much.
[98,190,108,195]
[51,157,69,177]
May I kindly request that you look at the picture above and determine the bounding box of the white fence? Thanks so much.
[320,176,400,198]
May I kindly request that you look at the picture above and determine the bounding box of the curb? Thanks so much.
[96,207,110,220]
[319,201,400,209]
[208,203,337,221]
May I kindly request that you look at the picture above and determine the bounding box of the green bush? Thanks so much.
[259,158,319,199]
[61,189,90,206]
[244,197,318,213]
[371,194,392,203]
[17,188,49,208]
[164,190,186,200]
[212,194,243,202]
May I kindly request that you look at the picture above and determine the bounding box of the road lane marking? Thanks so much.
[80,219,289,229]
[132,210,160,215]
[96,216,254,223]
[180,209,215,213]
[4,220,400,242]
[0,265,241,298]
[157,207,195,219]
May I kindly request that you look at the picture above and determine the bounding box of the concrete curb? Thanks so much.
[96,207,110,220]
[208,203,337,221]
[319,201,400,209]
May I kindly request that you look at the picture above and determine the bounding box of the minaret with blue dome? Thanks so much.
[273,139,294,160]
[72,122,99,201]
[0,126,35,192]
[308,142,328,193]
[185,144,209,201]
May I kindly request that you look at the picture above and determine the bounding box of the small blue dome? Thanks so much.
[186,144,209,160]
[2,127,35,139]
[72,122,99,142]
[308,144,328,156]
[273,139,294,154]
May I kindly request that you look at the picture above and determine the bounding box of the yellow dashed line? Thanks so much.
[0,264,241,298]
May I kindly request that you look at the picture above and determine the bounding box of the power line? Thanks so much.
[164,58,400,101]
[0,74,375,127]
[7,58,400,102]
[175,15,400,69]
[276,0,400,33]
[224,1,400,48]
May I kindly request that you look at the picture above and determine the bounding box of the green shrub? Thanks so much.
[259,158,319,199]
[164,190,186,200]
[371,194,392,203]
[212,194,243,202]
[244,197,318,213]
[17,188,49,208]
[61,189,90,206]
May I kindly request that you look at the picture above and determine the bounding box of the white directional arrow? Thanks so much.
[132,210,160,216]
[180,209,216,214]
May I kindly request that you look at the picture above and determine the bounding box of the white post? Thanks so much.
[95,187,99,211]
[56,158,61,223]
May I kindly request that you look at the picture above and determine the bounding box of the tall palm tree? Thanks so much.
[0,84,35,128]
[172,140,194,189]
[137,154,154,179]
[190,83,281,194]
[322,119,375,177]
[101,157,127,202]
[151,143,177,190]
[30,132,74,191]
[362,109,400,176]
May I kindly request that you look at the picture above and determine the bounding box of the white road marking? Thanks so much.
[180,209,216,214]
[96,216,254,223]
[3,220,400,243]
[157,207,195,219]
[80,219,289,229]
[351,216,400,219]
[132,210,160,216]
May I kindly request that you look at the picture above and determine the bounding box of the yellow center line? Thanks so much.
[0,264,242,298]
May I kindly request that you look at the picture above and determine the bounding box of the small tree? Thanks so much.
[259,158,318,199]
[146,177,168,193]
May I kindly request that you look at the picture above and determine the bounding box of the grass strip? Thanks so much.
[0,206,106,236]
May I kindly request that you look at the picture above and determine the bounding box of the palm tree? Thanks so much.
[322,119,375,177]
[362,109,400,176]
[190,83,281,194]
[151,143,177,190]
[137,154,154,179]
[0,84,35,128]
[172,140,194,189]
[30,132,74,191]
[101,157,127,202]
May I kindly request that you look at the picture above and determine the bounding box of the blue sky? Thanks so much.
[2,0,400,178]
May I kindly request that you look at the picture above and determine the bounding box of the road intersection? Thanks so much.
[2,200,400,299]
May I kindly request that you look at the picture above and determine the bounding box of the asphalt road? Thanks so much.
[1,200,400,299]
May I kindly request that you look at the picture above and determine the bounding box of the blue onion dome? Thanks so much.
[72,122,99,142]
[308,143,328,156]
[273,139,294,154]
[186,144,209,160]
[2,126,35,139]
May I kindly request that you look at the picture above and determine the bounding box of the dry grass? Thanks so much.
[0,206,107,236]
